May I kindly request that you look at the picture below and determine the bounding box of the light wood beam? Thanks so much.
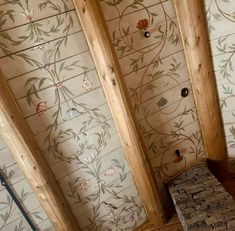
[0,71,80,230]
[73,0,166,225]
[173,0,228,179]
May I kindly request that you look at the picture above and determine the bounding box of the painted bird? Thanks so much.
[102,201,118,210]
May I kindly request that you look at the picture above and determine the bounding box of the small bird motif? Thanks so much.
[102,201,118,210]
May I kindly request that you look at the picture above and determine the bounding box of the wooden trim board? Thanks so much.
[173,0,228,180]
[0,70,80,230]
[73,0,166,226]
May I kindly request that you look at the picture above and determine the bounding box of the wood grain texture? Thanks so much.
[173,0,228,179]
[136,214,182,231]
[73,0,166,226]
[0,71,80,231]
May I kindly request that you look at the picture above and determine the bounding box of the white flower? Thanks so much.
[33,40,44,50]
[20,8,34,21]
[83,152,96,164]
[82,78,93,91]
[65,108,81,120]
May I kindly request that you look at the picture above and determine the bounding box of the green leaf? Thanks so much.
[24,77,39,86]
[39,78,47,89]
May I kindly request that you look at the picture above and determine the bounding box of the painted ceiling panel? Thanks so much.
[204,0,235,172]
[100,0,206,181]
[0,136,55,231]
[0,0,147,230]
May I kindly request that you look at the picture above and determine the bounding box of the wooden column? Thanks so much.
[0,72,80,230]
[174,0,228,179]
[73,0,166,226]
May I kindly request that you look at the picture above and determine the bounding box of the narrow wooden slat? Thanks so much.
[136,213,182,231]
[0,71,80,230]
[73,0,166,225]
[173,0,228,179]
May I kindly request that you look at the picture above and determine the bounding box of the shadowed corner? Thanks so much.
[206,158,229,182]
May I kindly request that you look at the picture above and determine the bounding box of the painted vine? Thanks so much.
[205,0,235,171]
[106,0,204,180]
[0,165,44,231]
[0,0,146,230]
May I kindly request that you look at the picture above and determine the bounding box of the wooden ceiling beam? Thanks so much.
[0,71,80,230]
[173,0,228,179]
[73,0,166,226]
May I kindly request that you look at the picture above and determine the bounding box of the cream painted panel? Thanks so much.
[0,32,89,79]
[0,137,54,230]
[0,11,81,57]
[100,0,168,21]
[204,0,235,172]
[8,51,95,99]
[101,0,206,181]
[0,0,147,229]
[0,0,74,30]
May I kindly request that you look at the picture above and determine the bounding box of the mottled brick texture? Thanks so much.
[168,162,235,231]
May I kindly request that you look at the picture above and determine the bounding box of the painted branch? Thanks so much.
[73,0,166,225]
[0,71,80,230]
[174,0,228,178]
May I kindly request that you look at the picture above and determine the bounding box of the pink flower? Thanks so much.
[36,101,47,115]
[104,167,115,176]
[136,19,149,30]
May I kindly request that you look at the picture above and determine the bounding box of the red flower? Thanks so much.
[174,155,183,163]
[136,19,149,30]
[174,149,183,163]
[36,101,47,115]
[20,9,34,22]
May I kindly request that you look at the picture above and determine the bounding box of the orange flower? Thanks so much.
[36,101,47,115]
[136,19,149,30]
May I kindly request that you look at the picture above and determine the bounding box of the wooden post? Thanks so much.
[173,0,228,179]
[73,0,166,226]
[0,71,80,231]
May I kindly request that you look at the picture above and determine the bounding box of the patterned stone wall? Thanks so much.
[169,163,235,230]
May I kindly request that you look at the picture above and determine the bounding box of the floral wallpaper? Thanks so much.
[0,136,54,231]
[100,0,206,181]
[204,0,235,172]
[0,0,146,230]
